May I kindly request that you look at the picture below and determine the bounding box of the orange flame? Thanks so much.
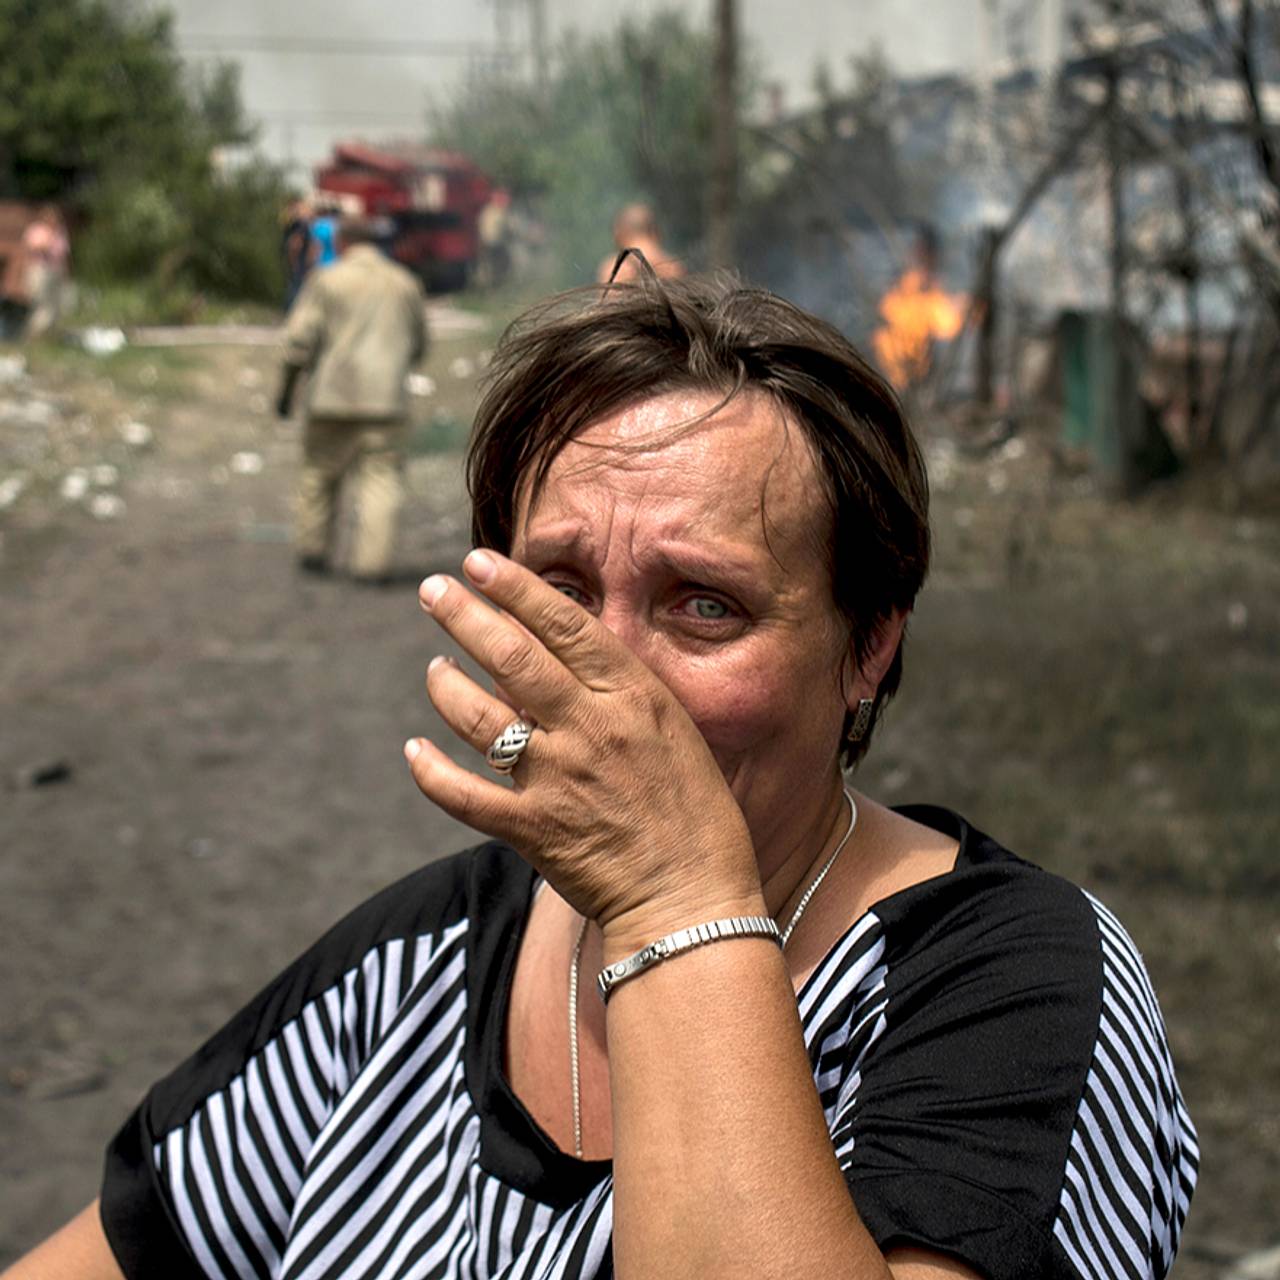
[872,267,966,391]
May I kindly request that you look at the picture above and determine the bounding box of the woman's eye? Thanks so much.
[688,596,731,620]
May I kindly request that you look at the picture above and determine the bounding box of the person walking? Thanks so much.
[16,205,71,339]
[277,216,427,583]
[597,203,684,284]
[279,196,313,311]
[309,199,340,269]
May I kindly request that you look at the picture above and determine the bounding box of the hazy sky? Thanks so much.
[163,1,996,179]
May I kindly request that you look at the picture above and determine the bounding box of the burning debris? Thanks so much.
[872,261,967,391]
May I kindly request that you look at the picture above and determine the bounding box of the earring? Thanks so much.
[847,697,875,743]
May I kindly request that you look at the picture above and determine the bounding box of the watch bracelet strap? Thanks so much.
[596,914,781,1003]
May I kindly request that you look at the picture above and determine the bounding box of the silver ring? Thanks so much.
[485,719,533,775]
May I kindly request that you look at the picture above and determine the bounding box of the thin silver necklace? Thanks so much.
[568,788,857,1158]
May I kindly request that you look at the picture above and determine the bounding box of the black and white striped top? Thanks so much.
[101,807,1198,1280]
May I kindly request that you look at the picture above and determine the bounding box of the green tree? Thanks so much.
[0,0,190,198]
[0,0,286,306]
[429,11,745,282]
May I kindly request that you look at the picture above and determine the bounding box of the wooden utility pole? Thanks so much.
[708,0,738,270]
[1169,61,1205,452]
[528,0,549,97]
[1106,62,1127,338]
[971,100,1108,406]
[1105,51,1135,489]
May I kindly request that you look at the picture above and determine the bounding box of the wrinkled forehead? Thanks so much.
[514,387,833,554]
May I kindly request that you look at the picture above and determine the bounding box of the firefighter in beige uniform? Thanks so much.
[277,219,427,581]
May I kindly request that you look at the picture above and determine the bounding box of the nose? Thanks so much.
[597,599,656,667]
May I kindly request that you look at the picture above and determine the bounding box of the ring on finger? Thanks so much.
[485,718,534,775]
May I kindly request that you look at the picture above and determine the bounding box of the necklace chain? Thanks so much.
[568,788,857,1160]
[779,789,857,947]
[568,914,588,1159]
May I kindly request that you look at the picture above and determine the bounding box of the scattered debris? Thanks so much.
[77,326,127,356]
[119,419,153,448]
[0,475,27,509]
[0,396,57,427]
[447,356,475,380]
[14,759,73,788]
[90,463,119,487]
[236,367,263,388]
[89,493,126,520]
[0,354,27,383]
[137,363,159,387]
[406,373,437,397]
[1227,602,1249,632]
[59,470,89,501]
[230,450,264,475]
[924,438,958,490]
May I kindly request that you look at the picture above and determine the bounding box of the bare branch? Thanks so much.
[1121,108,1280,320]
[1234,0,1280,197]
[992,100,1110,253]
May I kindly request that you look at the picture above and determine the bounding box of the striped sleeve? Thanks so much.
[1051,894,1199,1280]
[829,862,1197,1280]
[101,855,473,1280]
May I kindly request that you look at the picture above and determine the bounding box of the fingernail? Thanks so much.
[403,738,422,762]
[464,549,496,584]
[427,654,451,674]
[420,575,448,609]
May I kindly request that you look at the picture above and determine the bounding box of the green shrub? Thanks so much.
[1,0,287,309]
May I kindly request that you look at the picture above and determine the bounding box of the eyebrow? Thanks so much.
[518,526,778,588]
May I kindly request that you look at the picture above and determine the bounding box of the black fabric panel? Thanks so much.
[100,1108,204,1279]
[844,808,1104,1280]
[854,1171,1074,1279]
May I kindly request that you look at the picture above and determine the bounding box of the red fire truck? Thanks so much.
[314,142,492,292]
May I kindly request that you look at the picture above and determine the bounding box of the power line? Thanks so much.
[178,34,523,59]
[257,108,427,122]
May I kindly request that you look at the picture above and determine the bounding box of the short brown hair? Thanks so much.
[467,270,930,767]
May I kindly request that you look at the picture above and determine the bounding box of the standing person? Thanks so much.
[276,216,427,584]
[0,220,31,340]
[19,206,71,339]
[309,199,340,270]
[476,188,512,289]
[280,196,313,311]
[597,202,685,283]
